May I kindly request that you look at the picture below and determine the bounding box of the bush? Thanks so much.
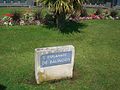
[11,11,21,24]
[80,8,88,17]
[34,10,42,21]
[95,8,102,15]
[44,14,55,25]
[110,10,118,18]
[41,7,48,19]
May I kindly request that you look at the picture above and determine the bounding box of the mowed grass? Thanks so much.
[0,20,120,90]
[0,7,39,18]
[0,7,24,17]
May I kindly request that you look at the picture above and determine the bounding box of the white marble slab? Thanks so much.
[35,45,75,84]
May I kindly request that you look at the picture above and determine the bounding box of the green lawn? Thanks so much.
[0,20,120,90]
[0,7,39,18]
[0,7,120,90]
[0,7,24,17]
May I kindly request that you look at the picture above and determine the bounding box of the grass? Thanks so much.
[0,7,41,18]
[0,7,25,17]
[0,20,120,90]
[0,7,120,90]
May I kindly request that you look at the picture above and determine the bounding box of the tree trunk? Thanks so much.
[55,12,66,29]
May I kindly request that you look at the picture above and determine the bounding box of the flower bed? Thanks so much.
[0,10,44,26]
[69,9,120,21]
[0,9,119,26]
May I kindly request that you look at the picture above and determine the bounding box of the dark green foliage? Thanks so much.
[44,14,55,25]
[34,10,42,20]
[95,8,102,15]
[11,11,21,24]
[41,0,83,28]
[44,12,66,28]
[0,84,7,90]
[73,0,82,10]
[80,8,88,17]
[110,10,118,18]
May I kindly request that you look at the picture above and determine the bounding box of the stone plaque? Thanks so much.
[35,45,75,84]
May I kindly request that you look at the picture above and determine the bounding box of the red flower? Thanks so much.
[3,13,13,17]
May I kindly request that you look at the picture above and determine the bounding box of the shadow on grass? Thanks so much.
[0,84,7,90]
[45,20,88,34]
[59,20,87,34]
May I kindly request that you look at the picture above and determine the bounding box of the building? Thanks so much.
[0,0,34,7]
[112,0,120,6]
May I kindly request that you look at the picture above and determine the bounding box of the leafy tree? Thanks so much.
[40,0,84,28]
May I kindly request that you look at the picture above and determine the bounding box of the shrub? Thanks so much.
[44,14,55,25]
[11,11,21,24]
[110,10,118,18]
[23,12,34,25]
[95,8,102,15]
[1,15,13,26]
[80,8,88,17]
[34,10,42,20]
[41,7,48,19]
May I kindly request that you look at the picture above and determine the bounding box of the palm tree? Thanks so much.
[41,0,84,28]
